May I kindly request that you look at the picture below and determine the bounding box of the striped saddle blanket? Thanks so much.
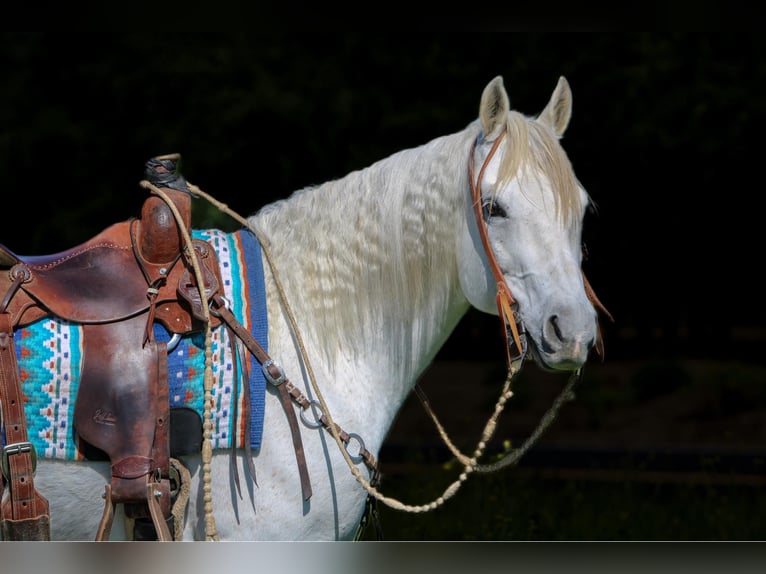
[9,228,268,461]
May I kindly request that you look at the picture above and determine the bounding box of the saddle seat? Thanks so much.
[0,214,222,334]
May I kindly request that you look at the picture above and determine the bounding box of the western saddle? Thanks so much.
[0,154,234,541]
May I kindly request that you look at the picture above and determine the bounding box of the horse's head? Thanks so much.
[458,75,600,371]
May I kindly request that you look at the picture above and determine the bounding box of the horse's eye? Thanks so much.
[483,200,507,220]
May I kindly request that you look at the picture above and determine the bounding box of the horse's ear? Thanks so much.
[479,76,510,140]
[538,76,572,137]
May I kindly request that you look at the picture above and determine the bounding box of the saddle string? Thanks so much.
[228,330,242,498]
[227,330,258,498]
[209,294,314,502]
[0,265,28,314]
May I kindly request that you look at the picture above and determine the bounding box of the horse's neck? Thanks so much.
[252,131,475,409]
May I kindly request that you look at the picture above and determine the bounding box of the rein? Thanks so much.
[175,180,518,523]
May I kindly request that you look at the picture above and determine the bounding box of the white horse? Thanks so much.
[25,75,602,541]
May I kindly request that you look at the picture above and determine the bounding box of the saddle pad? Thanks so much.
[6,228,268,461]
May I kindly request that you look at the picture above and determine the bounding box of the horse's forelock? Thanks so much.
[496,112,584,225]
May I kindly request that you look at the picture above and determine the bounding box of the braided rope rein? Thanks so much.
[418,368,581,473]
[141,173,581,539]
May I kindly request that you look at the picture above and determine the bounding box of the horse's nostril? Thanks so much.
[549,315,563,341]
[586,337,595,350]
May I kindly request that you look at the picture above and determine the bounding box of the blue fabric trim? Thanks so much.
[235,228,268,450]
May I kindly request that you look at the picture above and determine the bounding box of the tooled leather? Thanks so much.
[0,210,224,335]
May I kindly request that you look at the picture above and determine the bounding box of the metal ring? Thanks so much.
[344,433,366,465]
[166,333,182,352]
[208,295,229,318]
[299,400,325,429]
[506,320,528,362]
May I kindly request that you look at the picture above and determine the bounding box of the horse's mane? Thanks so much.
[252,130,472,379]
[252,112,585,379]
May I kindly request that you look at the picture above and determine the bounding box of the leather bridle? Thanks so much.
[467,130,612,368]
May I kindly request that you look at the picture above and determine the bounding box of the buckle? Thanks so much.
[262,359,286,386]
[506,321,528,363]
[2,441,37,481]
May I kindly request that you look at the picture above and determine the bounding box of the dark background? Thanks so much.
[2,32,765,541]
[3,32,762,362]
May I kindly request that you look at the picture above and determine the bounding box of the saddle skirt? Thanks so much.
[5,228,268,461]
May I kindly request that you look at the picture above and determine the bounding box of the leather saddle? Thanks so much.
[0,154,224,541]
